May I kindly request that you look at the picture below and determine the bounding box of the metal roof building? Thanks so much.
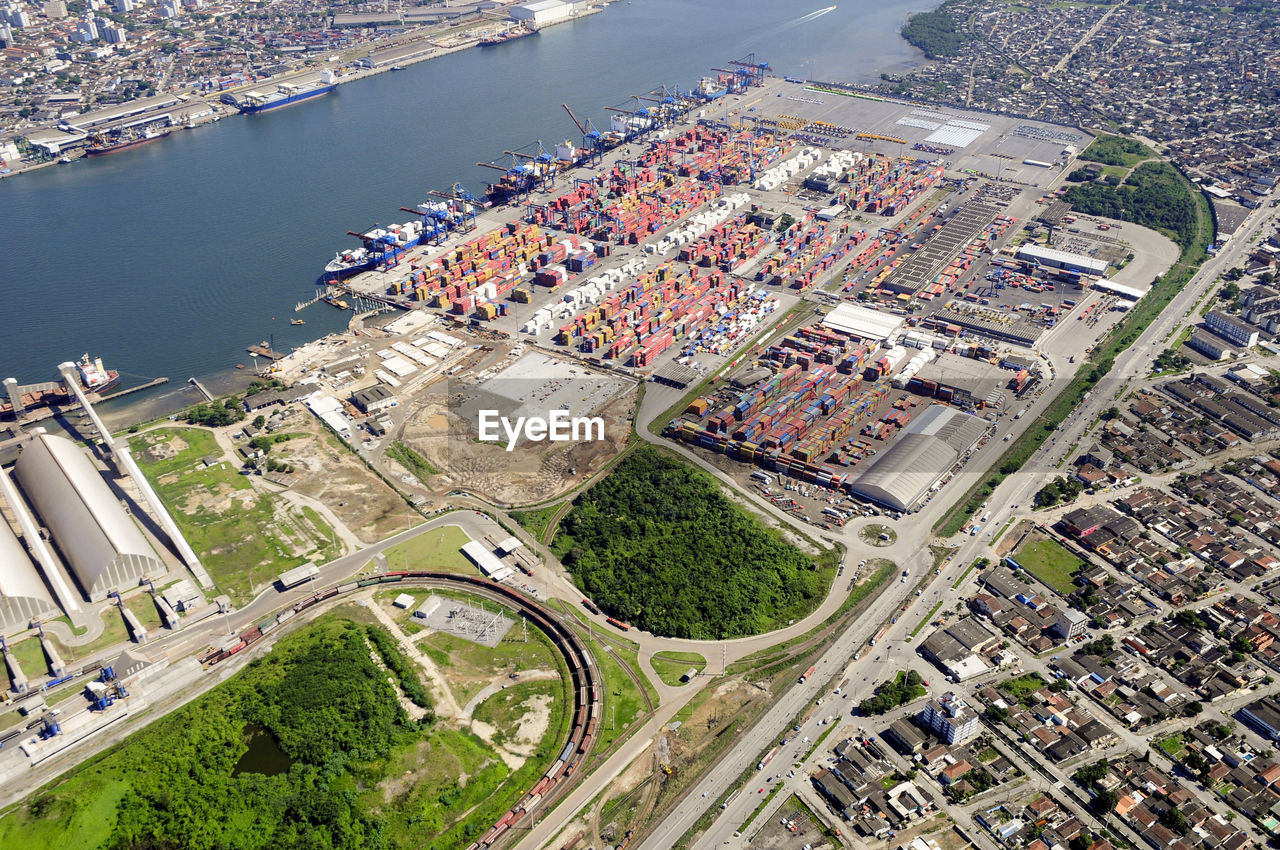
[0,509,58,631]
[848,406,988,511]
[821,303,905,342]
[1015,245,1109,276]
[13,433,164,601]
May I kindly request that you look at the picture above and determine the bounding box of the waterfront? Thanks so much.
[2,0,932,423]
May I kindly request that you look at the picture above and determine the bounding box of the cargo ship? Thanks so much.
[85,127,173,157]
[236,73,337,115]
[324,218,426,279]
[478,24,538,46]
[76,353,120,392]
[0,354,120,419]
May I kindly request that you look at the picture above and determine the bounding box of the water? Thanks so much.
[0,0,930,419]
[233,724,294,776]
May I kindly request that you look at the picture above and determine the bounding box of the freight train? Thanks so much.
[198,571,602,850]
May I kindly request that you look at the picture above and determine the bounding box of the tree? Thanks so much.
[1183,701,1204,718]
[558,446,826,638]
[1090,788,1119,815]
[1173,609,1206,631]
[1225,267,1244,281]
[1075,758,1110,787]
[1159,806,1188,835]
[252,415,266,429]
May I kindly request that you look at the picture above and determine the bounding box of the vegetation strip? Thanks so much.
[912,602,945,637]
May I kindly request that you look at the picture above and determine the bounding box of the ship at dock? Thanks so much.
[230,72,337,115]
[0,354,121,419]
[85,126,173,157]
[478,24,538,47]
[323,195,481,280]
[324,219,427,280]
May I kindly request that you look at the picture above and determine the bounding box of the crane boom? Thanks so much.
[562,102,586,135]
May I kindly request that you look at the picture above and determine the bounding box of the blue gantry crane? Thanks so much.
[87,665,129,712]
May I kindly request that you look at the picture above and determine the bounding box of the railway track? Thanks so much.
[199,571,602,850]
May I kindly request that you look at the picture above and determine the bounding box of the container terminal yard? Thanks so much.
[0,60,1189,850]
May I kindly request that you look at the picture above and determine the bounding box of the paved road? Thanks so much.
[640,199,1279,848]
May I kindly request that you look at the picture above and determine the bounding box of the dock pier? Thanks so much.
[187,377,215,401]
[97,377,169,403]
[295,287,334,312]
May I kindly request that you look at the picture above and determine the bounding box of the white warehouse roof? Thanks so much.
[848,406,988,511]
[821,303,906,342]
[0,496,58,632]
[513,0,567,11]
[1015,245,1109,276]
[14,433,164,601]
[1092,278,1147,300]
[461,540,508,579]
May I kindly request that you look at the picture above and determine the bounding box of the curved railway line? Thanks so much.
[198,571,602,850]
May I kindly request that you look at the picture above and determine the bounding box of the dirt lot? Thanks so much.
[269,414,417,543]
[396,382,637,506]
[577,677,771,848]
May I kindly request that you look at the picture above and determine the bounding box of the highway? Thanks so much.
[634,203,1276,848]
[24,182,1270,849]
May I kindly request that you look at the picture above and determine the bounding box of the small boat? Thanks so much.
[390,65,404,71]
[290,319,306,325]
[235,364,245,370]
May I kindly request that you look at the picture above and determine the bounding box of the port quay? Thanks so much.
[5,0,610,173]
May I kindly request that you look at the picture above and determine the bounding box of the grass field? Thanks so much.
[1078,133,1153,167]
[510,503,563,545]
[129,427,340,604]
[1013,537,1086,595]
[9,633,47,677]
[381,525,475,574]
[124,594,161,633]
[49,608,130,665]
[651,651,707,686]
[1001,671,1047,704]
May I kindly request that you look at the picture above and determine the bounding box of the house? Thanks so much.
[940,759,973,784]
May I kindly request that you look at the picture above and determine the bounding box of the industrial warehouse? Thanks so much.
[0,419,204,676]
[846,405,988,511]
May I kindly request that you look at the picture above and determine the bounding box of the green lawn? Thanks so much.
[48,607,130,664]
[1000,672,1047,704]
[651,651,707,686]
[128,428,340,605]
[1156,733,1184,759]
[510,503,563,546]
[1012,538,1086,595]
[124,593,162,633]
[9,634,48,678]
[1077,133,1153,168]
[381,525,475,574]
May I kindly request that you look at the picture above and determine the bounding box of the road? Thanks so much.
[634,202,1278,848]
